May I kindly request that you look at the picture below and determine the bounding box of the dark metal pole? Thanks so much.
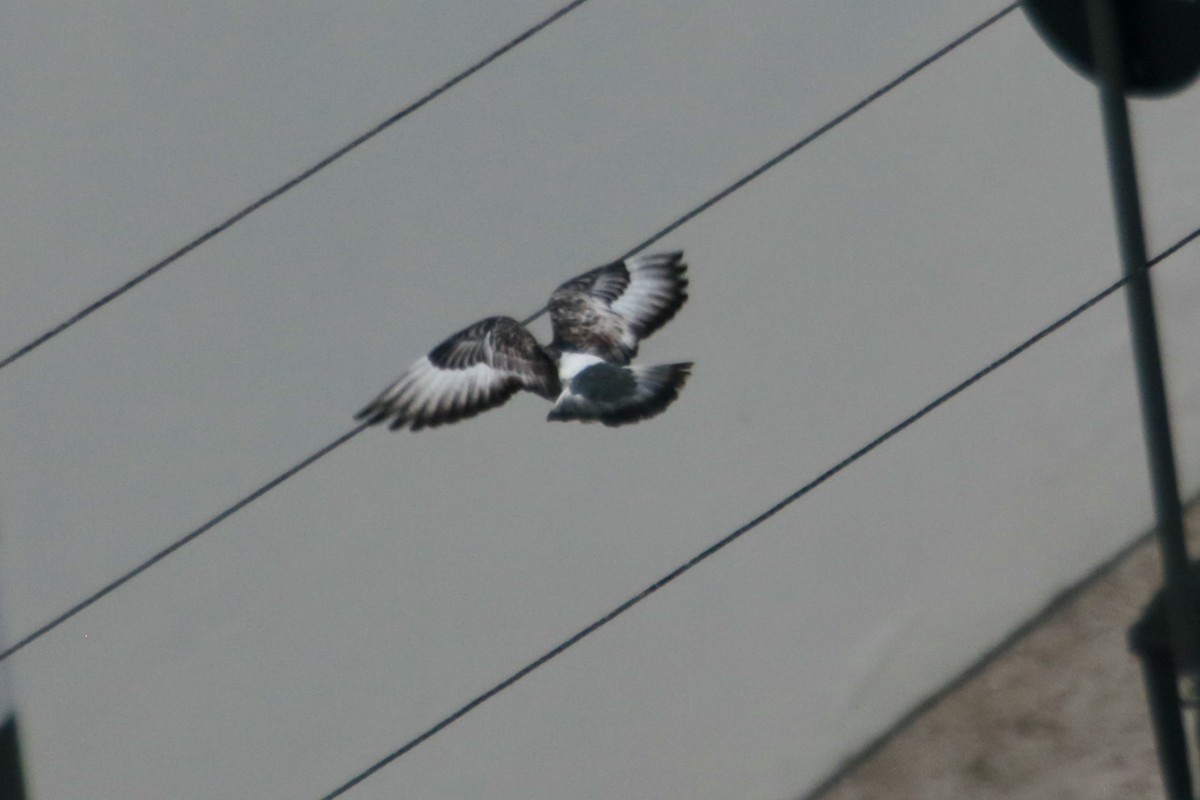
[0,604,28,800]
[1086,0,1200,780]
[1132,583,1196,800]
[1142,652,1194,800]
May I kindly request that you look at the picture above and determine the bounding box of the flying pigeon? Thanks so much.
[356,251,692,431]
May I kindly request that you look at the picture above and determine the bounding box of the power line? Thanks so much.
[619,2,1019,260]
[0,4,1022,666]
[0,423,371,664]
[0,0,593,374]
[520,1,1020,327]
[318,224,1200,800]
[6,3,1191,793]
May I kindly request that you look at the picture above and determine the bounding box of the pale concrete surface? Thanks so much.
[817,505,1200,800]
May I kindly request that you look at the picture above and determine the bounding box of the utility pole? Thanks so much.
[1087,2,1200,795]
[1022,0,1200,796]
[1021,0,1200,797]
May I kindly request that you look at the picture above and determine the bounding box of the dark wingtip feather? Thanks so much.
[355,402,393,427]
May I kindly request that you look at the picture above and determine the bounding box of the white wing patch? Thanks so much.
[609,252,689,340]
[356,316,558,431]
[358,356,520,431]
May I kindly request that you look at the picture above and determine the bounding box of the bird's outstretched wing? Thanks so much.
[356,316,559,431]
[547,251,688,363]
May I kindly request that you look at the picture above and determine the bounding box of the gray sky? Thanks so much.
[2,2,1199,798]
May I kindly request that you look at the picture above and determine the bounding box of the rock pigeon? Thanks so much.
[356,252,692,430]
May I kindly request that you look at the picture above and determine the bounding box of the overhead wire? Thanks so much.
[0,423,371,664]
[6,2,1195,797]
[521,0,1019,326]
[617,2,1019,260]
[315,224,1200,799]
[0,2,1018,665]
[0,0,593,373]
[0,3,1022,666]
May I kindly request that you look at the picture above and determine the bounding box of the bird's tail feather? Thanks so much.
[548,362,692,427]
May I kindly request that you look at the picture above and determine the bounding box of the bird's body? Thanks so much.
[357,251,692,430]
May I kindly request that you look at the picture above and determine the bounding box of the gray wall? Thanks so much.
[2,2,1199,798]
